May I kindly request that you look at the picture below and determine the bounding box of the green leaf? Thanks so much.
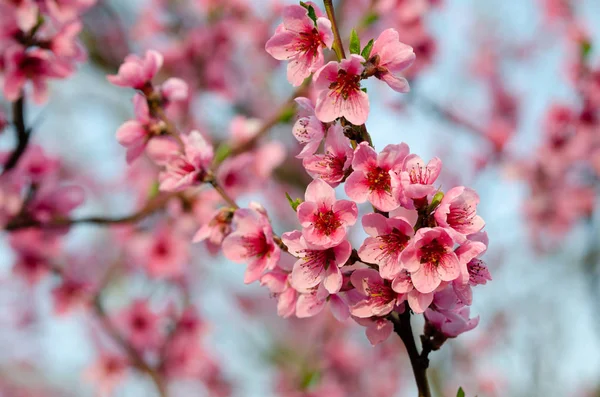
[214,143,231,164]
[457,387,465,397]
[581,40,592,60]
[428,191,444,211]
[350,29,361,55]
[306,5,318,26]
[361,39,374,59]
[147,181,160,199]
[361,87,368,93]
[278,105,296,123]
[361,12,379,28]
[285,192,303,212]
[300,369,321,390]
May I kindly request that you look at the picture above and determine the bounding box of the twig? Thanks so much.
[323,0,346,61]
[390,307,432,397]
[5,193,175,231]
[3,95,32,174]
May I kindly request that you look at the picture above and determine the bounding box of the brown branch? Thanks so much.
[390,307,432,397]
[223,83,310,163]
[93,293,168,397]
[3,95,32,174]
[5,193,175,231]
[323,0,346,61]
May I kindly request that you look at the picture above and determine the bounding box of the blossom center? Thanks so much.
[297,29,324,58]
[376,229,410,260]
[243,233,269,258]
[366,166,391,192]
[313,207,341,236]
[408,163,431,184]
[419,238,447,266]
[329,69,361,100]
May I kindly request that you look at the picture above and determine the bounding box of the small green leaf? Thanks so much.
[299,369,321,390]
[457,387,465,397]
[306,5,318,26]
[214,143,231,164]
[285,192,303,212]
[147,181,160,199]
[361,12,379,27]
[350,29,361,55]
[278,105,296,123]
[581,40,592,60]
[428,191,444,211]
[361,39,374,59]
[361,87,368,93]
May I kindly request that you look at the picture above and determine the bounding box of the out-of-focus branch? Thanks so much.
[390,307,432,397]
[5,193,175,231]
[3,95,32,174]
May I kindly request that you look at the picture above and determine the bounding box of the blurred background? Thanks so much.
[1,0,600,396]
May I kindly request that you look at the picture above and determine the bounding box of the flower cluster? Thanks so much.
[191,2,492,347]
[0,0,94,103]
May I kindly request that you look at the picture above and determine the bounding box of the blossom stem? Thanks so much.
[323,0,346,61]
[208,178,239,210]
[390,308,432,397]
[3,94,32,174]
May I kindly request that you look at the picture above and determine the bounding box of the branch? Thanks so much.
[390,308,432,397]
[323,0,346,61]
[5,193,175,231]
[3,95,32,174]
[93,293,168,397]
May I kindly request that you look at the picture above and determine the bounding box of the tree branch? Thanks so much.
[390,308,432,397]
[323,0,346,61]
[3,95,32,174]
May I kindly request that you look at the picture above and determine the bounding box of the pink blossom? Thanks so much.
[16,145,60,184]
[84,353,128,397]
[434,186,485,241]
[354,317,394,345]
[292,97,325,158]
[302,124,353,186]
[394,154,442,208]
[350,268,403,317]
[160,77,189,103]
[116,300,162,350]
[28,183,85,223]
[3,46,73,104]
[391,270,434,313]
[452,235,489,304]
[295,285,349,320]
[260,268,298,318]
[401,227,460,293]
[282,230,351,293]
[50,21,86,61]
[425,306,479,338]
[345,142,409,211]
[358,213,414,279]
[192,207,233,246]
[107,50,163,89]
[265,4,334,86]
[115,94,154,163]
[313,54,370,125]
[159,131,214,192]
[129,225,189,279]
[222,208,281,284]
[369,28,415,92]
[297,178,358,248]
[1,0,38,32]
[51,278,91,315]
